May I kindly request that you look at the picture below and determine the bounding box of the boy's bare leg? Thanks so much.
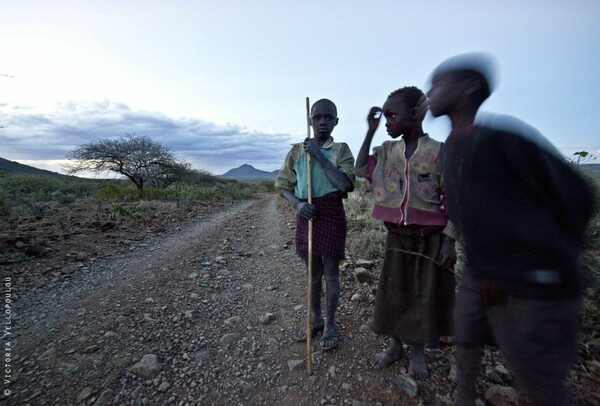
[296,256,324,341]
[408,343,428,379]
[311,257,325,328]
[321,257,340,350]
[370,336,403,369]
[453,346,481,406]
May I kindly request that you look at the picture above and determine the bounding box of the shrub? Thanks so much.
[345,185,387,260]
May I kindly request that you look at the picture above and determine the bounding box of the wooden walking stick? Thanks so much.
[305,96,314,375]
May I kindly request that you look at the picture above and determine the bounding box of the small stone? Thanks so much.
[351,293,362,302]
[287,359,304,372]
[355,259,374,267]
[239,380,254,394]
[328,365,337,378]
[195,349,216,362]
[494,363,512,380]
[484,385,518,405]
[62,266,78,274]
[220,333,242,344]
[131,354,162,378]
[130,386,142,400]
[76,387,94,403]
[158,381,170,393]
[259,313,275,324]
[359,324,370,333]
[339,260,352,270]
[396,374,418,397]
[93,389,113,406]
[84,345,99,353]
[224,316,243,325]
[353,267,372,283]
[485,365,504,383]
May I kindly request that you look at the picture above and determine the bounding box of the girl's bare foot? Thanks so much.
[408,344,428,379]
[369,338,403,369]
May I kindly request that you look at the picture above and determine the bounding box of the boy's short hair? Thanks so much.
[387,86,427,122]
[430,52,498,103]
[311,98,337,116]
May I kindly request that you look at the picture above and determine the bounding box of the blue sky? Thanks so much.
[1,0,599,176]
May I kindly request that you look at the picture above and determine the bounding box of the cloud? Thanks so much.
[0,100,295,174]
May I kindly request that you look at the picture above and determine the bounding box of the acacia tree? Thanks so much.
[67,134,187,190]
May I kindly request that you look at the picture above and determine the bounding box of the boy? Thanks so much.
[427,53,596,405]
[275,98,355,351]
[354,87,457,379]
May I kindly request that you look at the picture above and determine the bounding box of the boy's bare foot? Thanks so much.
[369,340,403,369]
[408,344,428,379]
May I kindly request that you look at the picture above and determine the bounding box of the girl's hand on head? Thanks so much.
[367,107,382,131]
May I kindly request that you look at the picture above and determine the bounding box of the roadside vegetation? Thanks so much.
[0,170,275,222]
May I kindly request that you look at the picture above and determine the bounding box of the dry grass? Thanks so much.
[344,183,386,260]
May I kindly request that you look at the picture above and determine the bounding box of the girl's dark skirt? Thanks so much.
[372,227,455,347]
[295,196,347,261]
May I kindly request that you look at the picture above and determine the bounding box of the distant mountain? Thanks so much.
[0,157,66,178]
[218,163,279,181]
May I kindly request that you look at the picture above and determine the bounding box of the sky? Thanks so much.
[1,0,599,177]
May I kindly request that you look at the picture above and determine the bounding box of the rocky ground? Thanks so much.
[1,193,599,405]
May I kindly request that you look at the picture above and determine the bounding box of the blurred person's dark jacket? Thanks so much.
[443,116,596,300]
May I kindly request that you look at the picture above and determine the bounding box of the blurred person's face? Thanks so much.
[427,72,461,117]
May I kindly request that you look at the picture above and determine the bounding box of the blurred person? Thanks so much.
[355,86,457,379]
[427,53,596,405]
[275,98,355,351]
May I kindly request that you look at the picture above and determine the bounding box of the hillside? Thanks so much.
[218,163,279,181]
[581,163,600,175]
[0,157,66,178]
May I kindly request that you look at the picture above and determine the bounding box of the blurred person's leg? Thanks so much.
[488,294,582,406]
[453,270,486,406]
